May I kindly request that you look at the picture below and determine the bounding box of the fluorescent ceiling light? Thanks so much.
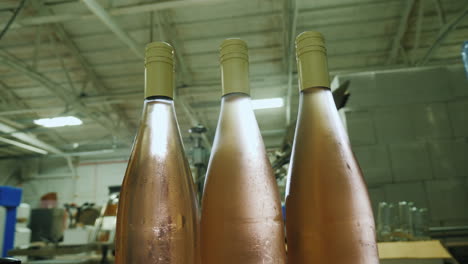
[252,97,284,110]
[34,116,83,128]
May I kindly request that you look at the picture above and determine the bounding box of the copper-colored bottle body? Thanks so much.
[201,93,287,264]
[115,98,200,263]
[285,88,379,264]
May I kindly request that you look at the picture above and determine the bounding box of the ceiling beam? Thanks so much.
[284,0,298,126]
[109,0,227,16]
[0,118,75,174]
[32,0,136,136]
[0,60,463,119]
[81,0,143,59]
[411,0,424,64]
[0,121,61,154]
[3,26,465,81]
[154,11,193,85]
[432,0,446,26]
[3,53,462,95]
[0,80,28,110]
[8,0,229,29]
[3,8,463,56]
[0,72,74,150]
[281,0,291,72]
[418,3,468,65]
[32,25,42,70]
[0,46,462,117]
[0,50,129,139]
[82,0,211,149]
[386,0,416,65]
[153,10,211,149]
[0,51,74,101]
[7,0,401,32]
[50,23,135,134]
[7,0,403,31]
[0,107,66,116]
[0,136,48,155]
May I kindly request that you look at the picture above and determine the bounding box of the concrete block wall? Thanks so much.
[338,65,468,226]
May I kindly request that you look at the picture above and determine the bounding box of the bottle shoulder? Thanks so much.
[213,95,265,154]
[127,99,188,172]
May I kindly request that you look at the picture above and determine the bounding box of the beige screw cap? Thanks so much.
[219,39,250,96]
[145,42,174,98]
[295,31,330,90]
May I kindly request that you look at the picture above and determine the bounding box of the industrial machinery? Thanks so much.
[94,186,119,244]
[188,124,209,200]
[29,208,65,243]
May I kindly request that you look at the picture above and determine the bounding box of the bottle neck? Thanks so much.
[296,52,330,91]
[139,98,177,155]
[142,97,175,118]
[144,60,174,99]
[220,58,250,96]
[295,32,330,91]
[141,97,175,121]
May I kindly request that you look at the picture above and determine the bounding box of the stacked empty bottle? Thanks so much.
[377,201,429,242]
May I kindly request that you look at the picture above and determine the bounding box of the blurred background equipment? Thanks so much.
[377,201,430,242]
[9,189,114,263]
[62,202,98,246]
[94,186,119,244]
[29,208,65,243]
[13,203,31,262]
[0,257,21,263]
[64,202,96,229]
[188,124,209,200]
[39,193,57,209]
[0,187,22,257]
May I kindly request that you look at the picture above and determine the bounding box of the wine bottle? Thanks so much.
[285,31,379,263]
[115,42,200,263]
[200,39,286,264]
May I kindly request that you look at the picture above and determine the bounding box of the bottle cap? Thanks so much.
[295,31,330,90]
[220,39,249,63]
[144,42,174,98]
[219,39,250,95]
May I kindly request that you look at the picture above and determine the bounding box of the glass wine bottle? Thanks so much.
[285,32,379,264]
[200,39,286,264]
[115,42,200,263]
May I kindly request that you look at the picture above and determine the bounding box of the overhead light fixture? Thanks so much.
[252,97,284,110]
[34,116,83,128]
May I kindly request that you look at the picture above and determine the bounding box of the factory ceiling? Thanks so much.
[0,0,467,159]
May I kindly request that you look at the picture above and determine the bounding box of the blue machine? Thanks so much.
[463,41,468,79]
[0,187,22,257]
